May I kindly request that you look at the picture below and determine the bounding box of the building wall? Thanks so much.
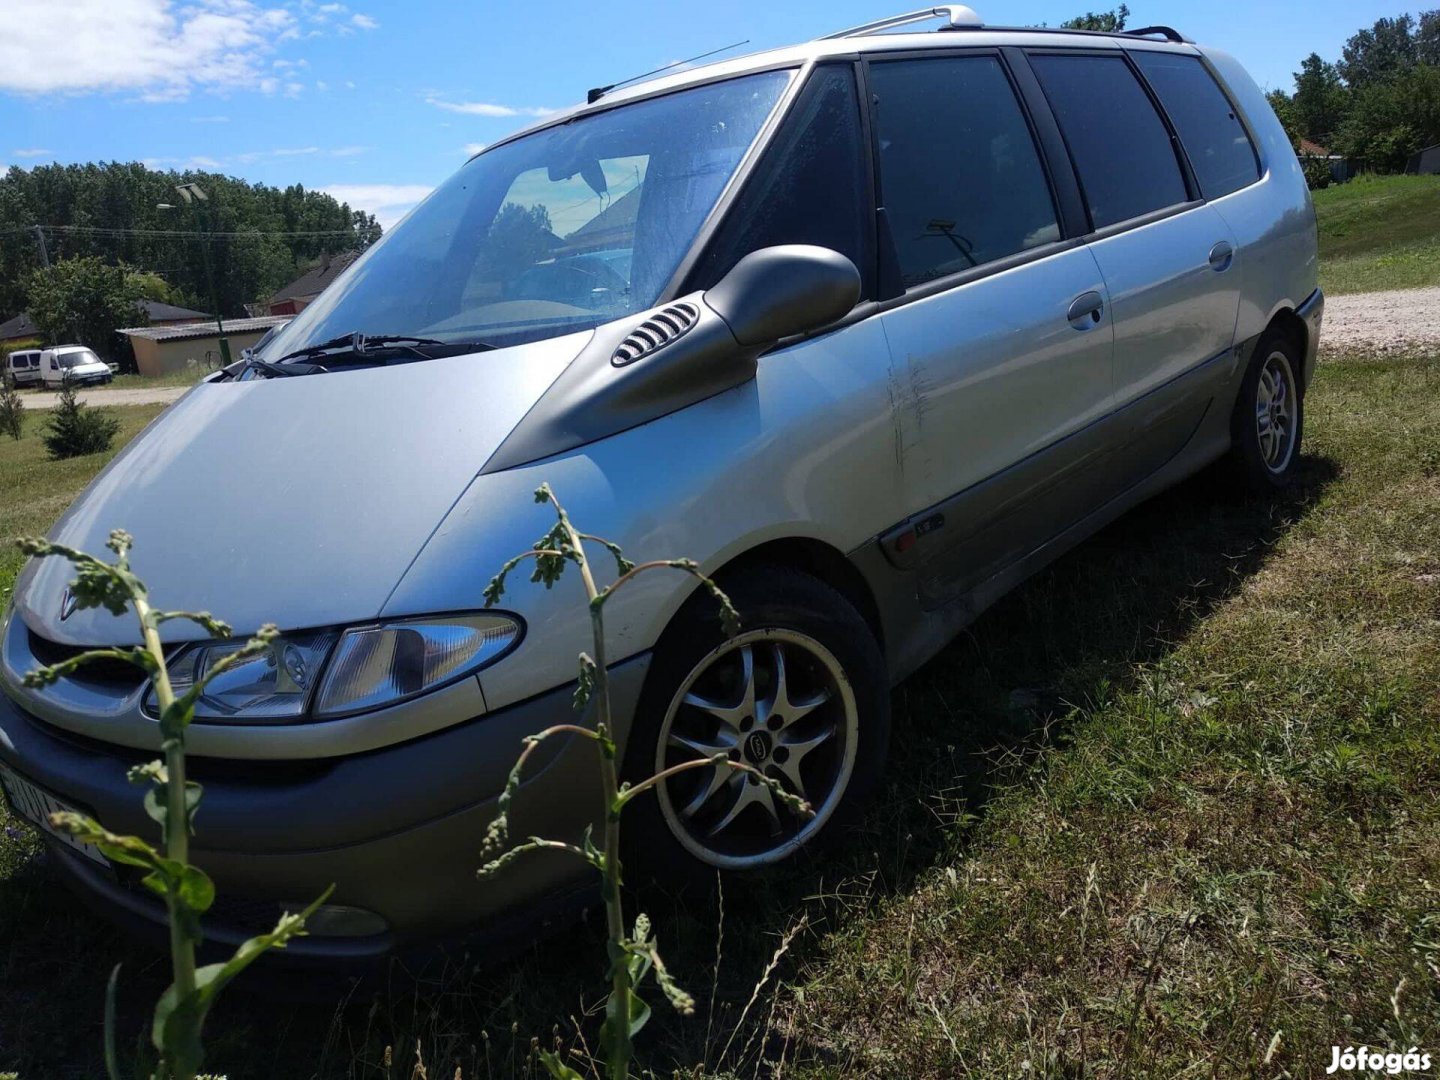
[130,327,273,376]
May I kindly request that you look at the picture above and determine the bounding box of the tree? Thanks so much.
[1267,89,1303,152]
[129,269,183,306]
[1333,63,1440,171]
[1061,3,1128,32]
[1420,9,1440,65]
[0,162,381,321]
[1291,53,1350,146]
[1339,15,1418,90]
[486,202,557,273]
[41,379,120,459]
[0,373,23,440]
[25,256,147,359]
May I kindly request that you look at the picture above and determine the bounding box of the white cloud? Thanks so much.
[323,183,432,230]
[138,153,225,169]
[462,142,486,156]
[13,148,51,157]
[351,12,377,29]
[0,0,297,98]
[231,145,360,164]
[426,96,557,118]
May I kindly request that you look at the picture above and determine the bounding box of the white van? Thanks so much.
[39,346,113,389]
[4,349,41,388]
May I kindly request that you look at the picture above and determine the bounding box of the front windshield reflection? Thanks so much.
[263,69,793,359]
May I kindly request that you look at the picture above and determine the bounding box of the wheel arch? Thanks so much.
[662,535,886,661]
[1261,304,1313,390]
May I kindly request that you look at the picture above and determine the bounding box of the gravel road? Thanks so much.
[19,385,188,410]
[1322,287,1440,353]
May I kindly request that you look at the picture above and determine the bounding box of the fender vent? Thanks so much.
[612,302,700,366]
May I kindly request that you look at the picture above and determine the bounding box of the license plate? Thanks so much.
[0,765,110,867]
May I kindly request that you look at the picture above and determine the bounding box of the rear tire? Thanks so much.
[622,565,888,890]
[1229,329,1304,490]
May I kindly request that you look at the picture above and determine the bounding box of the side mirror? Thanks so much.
[705,245,861,347]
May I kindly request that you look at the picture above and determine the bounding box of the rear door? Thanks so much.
[866,51,1119,608]
[1025,49,1242,486]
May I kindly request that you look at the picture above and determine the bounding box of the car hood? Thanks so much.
[62,362,110,377]
[14,332,587,646]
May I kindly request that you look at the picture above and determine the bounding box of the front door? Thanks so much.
[866,52,1118,607]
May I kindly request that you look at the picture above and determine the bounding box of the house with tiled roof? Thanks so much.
[0,299,212,346]
[265,250,361,316]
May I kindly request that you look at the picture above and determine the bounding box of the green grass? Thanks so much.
[1,350,1437,1078]
[1315,173,1440,294]
[109,365,217,391]
[0,404,168,605]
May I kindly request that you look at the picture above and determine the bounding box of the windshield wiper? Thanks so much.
[241,356,311,379]
[275,332,447,365]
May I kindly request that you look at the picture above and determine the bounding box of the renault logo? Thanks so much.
[744,730,772,764]
[59,587,78,621]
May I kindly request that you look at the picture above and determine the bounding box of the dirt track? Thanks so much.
[19,385,188,410]
[1322,287,1440,352]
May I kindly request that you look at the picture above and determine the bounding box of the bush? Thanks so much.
[0,372,23,440]
[41,379,119,459]
[1301,154,1334,189]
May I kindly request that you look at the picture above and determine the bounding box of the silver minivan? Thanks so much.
[0,8,1321,962]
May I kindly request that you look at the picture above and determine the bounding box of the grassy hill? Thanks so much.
[1314,173,1440,294]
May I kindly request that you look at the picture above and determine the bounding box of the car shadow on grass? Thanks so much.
[0,454,1340,1080]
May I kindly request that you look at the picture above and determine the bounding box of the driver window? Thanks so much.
[691,64,872,297]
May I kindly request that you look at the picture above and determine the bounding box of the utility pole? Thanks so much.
[158,183,231,366]
[33,225,50,268]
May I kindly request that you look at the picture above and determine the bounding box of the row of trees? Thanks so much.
[0,162,381,323]
[1268,11,1440,172]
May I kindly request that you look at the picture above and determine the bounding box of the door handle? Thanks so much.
[1208,241,1235,272]
[1067,291,1105,330]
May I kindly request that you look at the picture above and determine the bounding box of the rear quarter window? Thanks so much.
[1131,51,1260,199]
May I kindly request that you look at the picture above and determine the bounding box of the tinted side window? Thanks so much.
[692,66,871,296]
[869,56,1060,288]
[1029,54,1189,229]
[1132,51,1259,199]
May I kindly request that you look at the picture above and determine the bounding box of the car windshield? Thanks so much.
[261,70,792,359]
[58,350,99,368]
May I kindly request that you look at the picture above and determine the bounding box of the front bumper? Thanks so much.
[0,654,651,965]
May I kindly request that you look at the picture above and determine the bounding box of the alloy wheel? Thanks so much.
[1255,349,1298,473]
[654,628,858,869]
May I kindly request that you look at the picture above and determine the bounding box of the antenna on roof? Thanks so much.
[587,40,750,105]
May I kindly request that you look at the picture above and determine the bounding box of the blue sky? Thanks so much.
[0,0,1425,229]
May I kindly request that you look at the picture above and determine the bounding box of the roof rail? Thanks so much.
[1123,25,1191,43]
[819,5,983,40]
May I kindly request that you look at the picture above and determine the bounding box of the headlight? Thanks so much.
[314,613,520,718]
[143,613,521,723]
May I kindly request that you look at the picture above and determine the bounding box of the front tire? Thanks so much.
[623,566,888,885]
[1229,329,1304,490]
